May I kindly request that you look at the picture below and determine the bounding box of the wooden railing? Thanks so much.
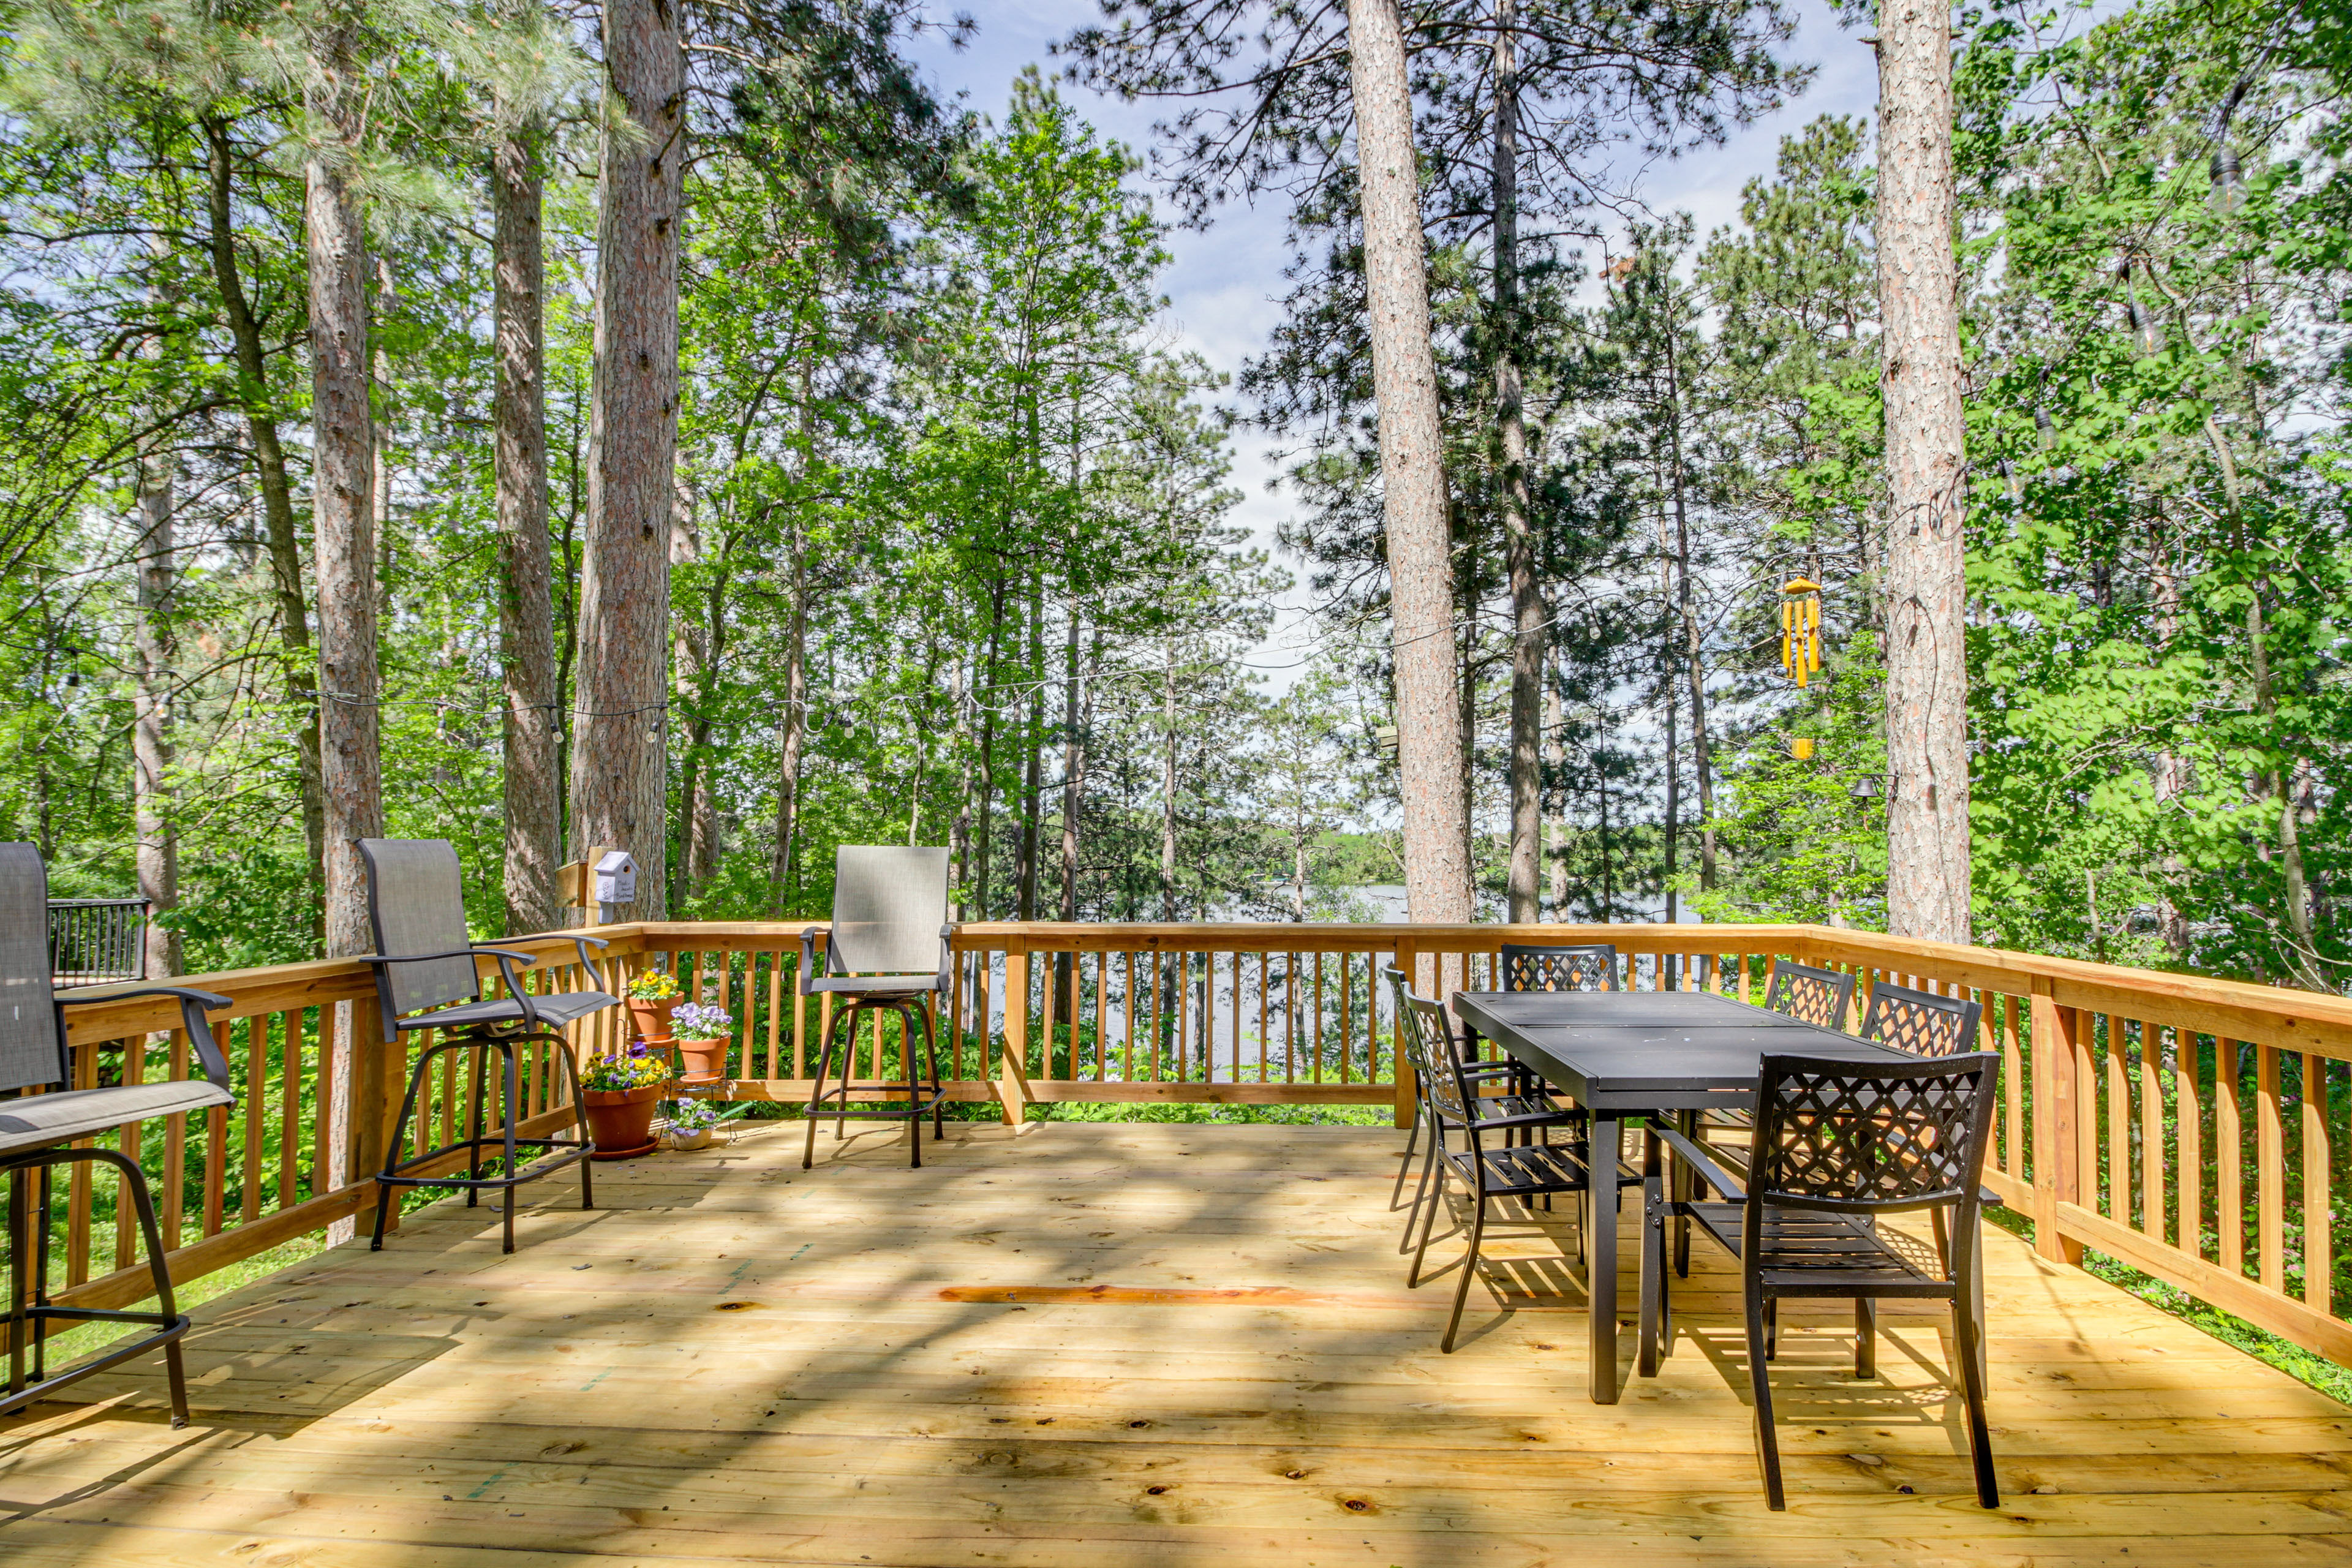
[19,919,2352,1373]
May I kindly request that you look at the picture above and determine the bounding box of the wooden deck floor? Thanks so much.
[4,1120,2351,1566]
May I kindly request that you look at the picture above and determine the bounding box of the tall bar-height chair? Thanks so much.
[1386,968,1635,1351]
[801,847,952,1170]
[1,843,233,1428]
[1648,1050,2003,1510]
[358,839,613,1253]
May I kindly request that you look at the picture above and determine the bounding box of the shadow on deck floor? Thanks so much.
[2,1120,2348,1566]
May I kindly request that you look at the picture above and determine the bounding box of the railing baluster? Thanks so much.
[281,1009,302,1208]
[2305,1052,2331,1314]
[243,1016,265,1226]
[2140,1019,2165,1240]
[2178,1029,2204,1261]
[2258,1043,2285,1292]
[2218,1038,2245,1276]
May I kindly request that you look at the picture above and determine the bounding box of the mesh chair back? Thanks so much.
[0,843,66,1091]
[1860,980,1983,1059]
[1499,943,1616,992]
[827,846,949,975]
[1763,959,1857,1031]
[360,839,481,1018]
[1384,967,1470,1125]
[1748,1051,1999,1213]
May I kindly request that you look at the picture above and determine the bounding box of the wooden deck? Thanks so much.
[4,1120,2350,1565]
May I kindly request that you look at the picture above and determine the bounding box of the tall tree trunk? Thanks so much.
[1665,333,1716,892]
[203,115,324,942]
[1877,0,1971,942]
[372,257,397,624]
[307,8,383,961]
[494,102,560,935]
[1018,582,1044,922]
[2247,592,2324,987]
[133,416,179,979]
[573,0,682,914]
[1542,682,1567,917]
[1160,639,1179,921]
[974,575,1007,918]
[949,657,973,919]
[2150,522,2188,957]
[1060,605,1083,922]
[1655,460,1678,929]
[769,522,808,916]
[1493,0,1544,925]
[1347,0,1472,924]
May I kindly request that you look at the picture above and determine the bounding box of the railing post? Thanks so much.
[1390,939,1415,1129]
[999,937,1030,1127]
[2029,976,2082,1264]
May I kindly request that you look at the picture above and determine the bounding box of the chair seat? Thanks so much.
[1456,1092,1578,1128]
[395,989,617,1033]
[1681,1200,1953,1296]
[804,975,942,997]
[1447,1139,1637,1199]
[1,1080,236,1156]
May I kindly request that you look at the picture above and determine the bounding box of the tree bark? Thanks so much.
[949,657,972,919]
[1018,582,1043,921]
[133,413,179,978]
[203,115,324,941]
[1877,0,1971,941]
[769,521,809,916]
[1060,605,1084,921]
[494,102,560,935]
[573,0,683,916]
[1541,682,1567,916]
[1347,0,1473,924]
[1160,638,1179,921]
[307,8,384,961]
[1493,0,1544,924]
[1665,330,1716,892]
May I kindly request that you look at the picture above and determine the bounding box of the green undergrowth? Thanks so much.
[1983,1205,2352,1408]
[31,1231,329,1373]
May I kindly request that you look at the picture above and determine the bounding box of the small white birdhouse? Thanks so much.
[594,850,638,905]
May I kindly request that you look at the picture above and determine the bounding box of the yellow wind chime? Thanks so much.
[1781,578,1823,759]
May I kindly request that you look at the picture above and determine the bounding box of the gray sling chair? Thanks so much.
[0,843,233,1428]
[357,839,616,1253]
[800,846,952,1170]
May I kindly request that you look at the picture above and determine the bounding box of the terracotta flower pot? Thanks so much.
[677,1036,729,1084]
[626,998,675,1046]
[583,1083,663,1161]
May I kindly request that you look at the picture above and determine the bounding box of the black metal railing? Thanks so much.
[48,897,149,986]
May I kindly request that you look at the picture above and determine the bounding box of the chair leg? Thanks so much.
[372,1045,445,1251]
[924,999,946,1137]
[1855,1298,1877,1379]
[1746,1282,1786,1510]
[500,1044,522,1254]
[1391,1102,1422,1211]
[804,1005,848,1170]
[465,1042,489,1208]
[1400,1118,1440,1254]
[111,1147,191,1428]
[7,1166,26,1400]
[31,1161,53,1385]
[1441,1194,1488,1354]
[1765,1298,1779,1360]
[1954,1244,2000,1507]
[1407,1153,1450,1289]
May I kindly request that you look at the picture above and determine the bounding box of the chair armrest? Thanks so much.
[799,926,825,996]
[1657,1124,1749,1204]
[938,924,956,990]
[59,984,236,1088]
[564,933,610,974]
[350,946,541,968]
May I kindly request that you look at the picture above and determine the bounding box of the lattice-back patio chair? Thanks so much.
[1387,945,1595,1225]
[1697,959,1862,1160]
[1385,968,1636,1352]
[1,843,233,1428]
[358,839,612,1253]
[1860,979,1983,1059]
[800,846,952,1170]
[1648,1050,2003,1510]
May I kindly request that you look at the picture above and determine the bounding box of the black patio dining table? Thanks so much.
[1449,987,1913,1404]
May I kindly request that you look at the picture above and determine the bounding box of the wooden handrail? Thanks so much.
[18,918,2350,1374]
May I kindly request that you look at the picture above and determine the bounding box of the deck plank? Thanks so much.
[3,1120,2349,1564]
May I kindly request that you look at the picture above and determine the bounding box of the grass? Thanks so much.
[28,1231,331,1373]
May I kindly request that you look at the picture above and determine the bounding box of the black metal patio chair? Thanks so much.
[1386,968,1638,1352]
[357,839,612,1253]
[47,897,149,988]
[1698,959,1860,1144]
[1387,965,1583,1255]
[1647,1050,2002,1510]
[801,846,952,1170]
[2,843,233,1428]
[1861,979,1983,1059]
[1387,946,1596,1229]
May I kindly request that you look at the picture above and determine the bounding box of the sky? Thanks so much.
[901,2,1885,671]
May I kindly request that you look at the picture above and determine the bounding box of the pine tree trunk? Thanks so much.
[949,657,973,919]
[1161,640,1179,922]
[1877,0,1971,941]
[1542,682,1567,916]
[1060,606,1083,921]
[1666,334,1717,891]
[1493,0,1544,925]
[494,105,560,935]
[307,8,383,961]
[573,0,683,915]
[769,523,808,916]
[203,115,325,941]
[1655,461,1679,929]
[1018,584,1043,922]
[1347,0,1472,924]
[133,418,179,978]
